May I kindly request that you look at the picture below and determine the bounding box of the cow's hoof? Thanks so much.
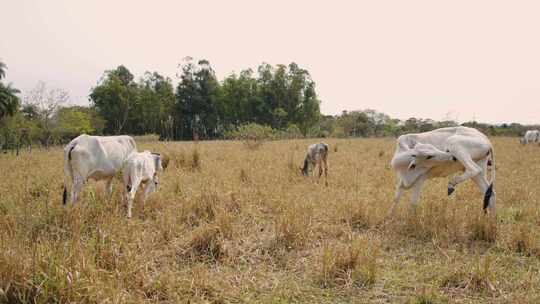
[448,186,455,196]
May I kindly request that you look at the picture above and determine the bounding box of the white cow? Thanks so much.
[389,127,496,215]
[123,151,164,218]
[301,142,329,183]
[520,130,540,145]
[63,134,137,205]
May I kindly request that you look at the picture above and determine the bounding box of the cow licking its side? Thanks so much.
[389,127,496,216]
[63,134,137,205]
[123,151,164,218]
[301,142,329,184]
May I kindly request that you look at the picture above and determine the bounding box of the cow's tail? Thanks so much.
[483,148,495,210]
[63,143,76,205]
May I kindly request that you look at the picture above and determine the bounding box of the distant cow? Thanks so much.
[301,142,329,184]
[520,130,540,145]
[389,127,496,215]
[123,151,164,218]
[63,134,137,204]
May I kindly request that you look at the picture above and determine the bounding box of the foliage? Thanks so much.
[226,123,276,149]
[2,58,540,152]
[90,65,137,134]
[55,107,95,139]
[0,61,20,119]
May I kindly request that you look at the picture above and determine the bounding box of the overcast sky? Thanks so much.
[2,0,540,124]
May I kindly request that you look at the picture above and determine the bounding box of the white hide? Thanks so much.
[123,151,163,218]
[389,127,496,215]
[63,134,137,204]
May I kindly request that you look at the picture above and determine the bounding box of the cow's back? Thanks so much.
[97,135,137,168]
[398,127,490,152]
[68,135,137,180]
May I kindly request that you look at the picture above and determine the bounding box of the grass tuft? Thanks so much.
[316,238,378,288]
[187,225,225,262]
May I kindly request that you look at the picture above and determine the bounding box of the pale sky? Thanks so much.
[2,0,540,124]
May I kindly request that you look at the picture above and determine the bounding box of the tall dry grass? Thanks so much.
[0,137,539,303]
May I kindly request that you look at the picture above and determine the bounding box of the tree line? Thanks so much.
[89,57,320,140]
[0,58,538,152]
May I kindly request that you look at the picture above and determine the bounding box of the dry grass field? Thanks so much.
[0,137,539,303]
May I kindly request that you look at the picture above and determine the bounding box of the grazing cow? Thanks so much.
[301,142,329,183]
[63,134,137,205]
[520,130,540,145]
[123,151,164,218]
[389,127,496,215]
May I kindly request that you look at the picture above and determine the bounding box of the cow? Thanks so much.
[389,126,496,216]
[123,151,164,218]
[301,142,329,184]
[63,134,137,205]
[520,130,540,145]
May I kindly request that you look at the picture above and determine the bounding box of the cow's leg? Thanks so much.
[323,157,329,186]
[471,173,495,212]
[71,176,84,204]
[140,181,157,215]
[410,174,428,208]
[388,179,405,216]
[471,159,496,214]
[126,178,140,219]
[105,177,114,200]
[447,149,482,195]
[143,181,156,201]
[318,161,323,177]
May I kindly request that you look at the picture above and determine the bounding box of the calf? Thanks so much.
[63,134,137,204]
[123,151,164,218]
[301,142,329,184]
[389,127,496,216]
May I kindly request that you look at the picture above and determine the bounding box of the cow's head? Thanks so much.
[408,143,454,170]
[300,158,309,176]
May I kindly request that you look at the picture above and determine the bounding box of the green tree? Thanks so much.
[336,110,371,137]
[0,61,6,80]
[90,65,136,134]
[0,61,20,119]
[55,107,95,139]
[0,83,19,118]
[175,58,222,139]
[220,69,264,127]
[128,72,175,135]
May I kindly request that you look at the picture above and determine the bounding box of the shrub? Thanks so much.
[279,124,303,139]
[226,123,276,149]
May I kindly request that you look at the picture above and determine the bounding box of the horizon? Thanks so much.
[2,0,540,124]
